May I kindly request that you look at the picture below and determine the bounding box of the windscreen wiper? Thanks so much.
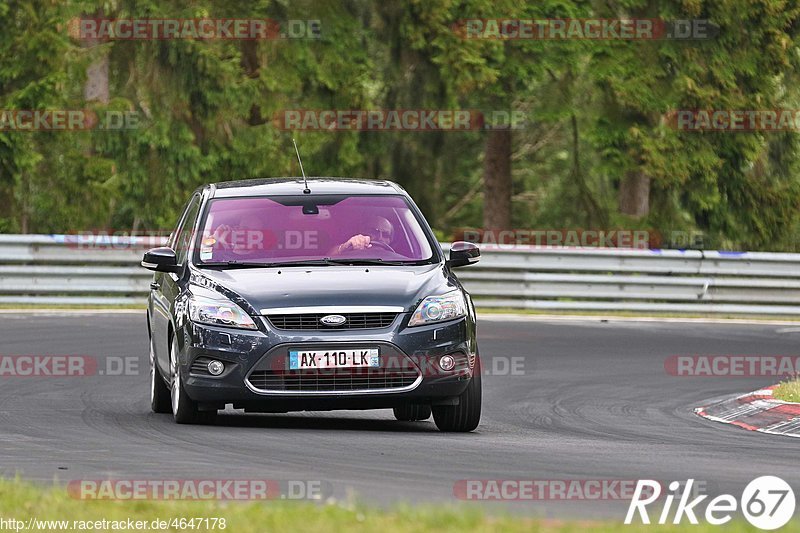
[199,260,286,268]
[262,258,409,267]
[200,258,409,268]
[318,258,409,266]
[201,259,343,268]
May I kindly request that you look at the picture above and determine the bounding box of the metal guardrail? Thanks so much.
[0,235,162,306]
[1,234,800,315]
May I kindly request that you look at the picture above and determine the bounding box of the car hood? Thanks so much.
[191,264,456,313]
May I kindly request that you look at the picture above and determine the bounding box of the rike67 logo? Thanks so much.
[625,476,795,530]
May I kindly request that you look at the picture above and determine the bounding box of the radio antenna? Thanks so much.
[292,138,310,194]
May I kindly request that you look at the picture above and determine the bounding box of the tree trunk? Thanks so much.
[83,11,109,104]
[482,128,512,230]
[20,173,30,233]
[570,114,605,227]
[618,170,650,218]
[84,54,109,103]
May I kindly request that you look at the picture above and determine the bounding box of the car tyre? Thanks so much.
[393,404,432,421]
[432,355,481,432]
[150,336,172,414]
[170,337,217,425]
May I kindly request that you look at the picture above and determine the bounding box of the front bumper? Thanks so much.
[177,314,477,412]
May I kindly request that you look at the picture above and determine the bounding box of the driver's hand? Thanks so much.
[338,234,372,252]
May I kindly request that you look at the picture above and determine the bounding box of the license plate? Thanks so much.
[289,349,380,370]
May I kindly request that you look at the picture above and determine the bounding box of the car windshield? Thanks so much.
[196,194,436,265]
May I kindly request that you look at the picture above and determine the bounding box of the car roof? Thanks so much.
[207,177,406,198]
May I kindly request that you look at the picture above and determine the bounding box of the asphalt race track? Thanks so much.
[0,312,798,519]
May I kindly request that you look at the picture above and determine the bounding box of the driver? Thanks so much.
[332,215,394,255]
[210,213,267,257]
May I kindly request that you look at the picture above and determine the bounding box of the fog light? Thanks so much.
[439,354,456,371]
[207,360,225,376]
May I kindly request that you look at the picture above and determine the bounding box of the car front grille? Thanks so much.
[266,312,398,331]
[248,367,420,393]
[246,346,422,394]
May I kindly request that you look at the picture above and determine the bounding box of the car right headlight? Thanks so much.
[188,294,257,330]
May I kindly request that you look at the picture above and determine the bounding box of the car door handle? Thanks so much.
[150,282,160,291]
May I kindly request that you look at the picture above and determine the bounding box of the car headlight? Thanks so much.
[409,291,467,326]
[188,294,257,330]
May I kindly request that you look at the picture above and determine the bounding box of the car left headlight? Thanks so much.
[409,291,467,326]
[188,294,257,330]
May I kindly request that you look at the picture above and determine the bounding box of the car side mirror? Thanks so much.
[447,241,480,268]
[141,247,181,273]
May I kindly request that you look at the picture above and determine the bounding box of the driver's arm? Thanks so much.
[211,224,233,248]
[330,234,371,255]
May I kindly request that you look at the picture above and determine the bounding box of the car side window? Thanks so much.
[174,195,202,265]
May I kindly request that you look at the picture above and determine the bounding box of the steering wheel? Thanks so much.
[367,240,396,254]
[339,240,396,255]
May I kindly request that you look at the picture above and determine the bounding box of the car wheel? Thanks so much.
[150,336,171,414]
[432,356,481,432]
[170,337,216,425]
[393,404,432,421]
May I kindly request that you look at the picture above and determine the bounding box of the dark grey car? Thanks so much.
[142,178,482,432]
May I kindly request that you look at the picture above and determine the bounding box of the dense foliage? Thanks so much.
[1,0,800,250]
